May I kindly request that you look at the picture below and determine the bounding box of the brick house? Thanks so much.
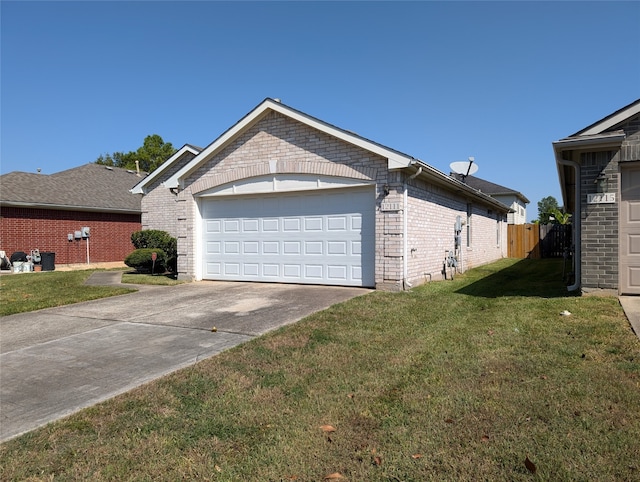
[132,98,511,290]
[554,98,640,295]
[0,163,144,266]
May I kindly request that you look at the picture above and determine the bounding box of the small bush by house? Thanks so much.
[125,248,167,274]
[130,230,177,272]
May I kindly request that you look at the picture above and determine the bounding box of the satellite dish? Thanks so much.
[450,157,478,178]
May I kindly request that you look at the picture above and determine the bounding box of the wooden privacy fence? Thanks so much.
[508,224,571,259]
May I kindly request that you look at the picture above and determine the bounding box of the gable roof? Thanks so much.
[130,144,202,194]
[571,98,640,137]
[155,98,417,191]
[450,174,529,204]
[137,98,510,213]
[0,163,145,213]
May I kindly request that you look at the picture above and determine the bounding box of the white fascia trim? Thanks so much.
[577,102,640,136]
[165,99,415,188]
[552,131,626,151]
[130,145,201,194]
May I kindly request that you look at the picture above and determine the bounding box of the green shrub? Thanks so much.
[130,230,177,272]
[124,248,167,274]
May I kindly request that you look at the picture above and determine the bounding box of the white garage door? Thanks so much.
[201,187,375,287]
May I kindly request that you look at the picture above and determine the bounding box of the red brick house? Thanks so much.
[0,163,144,266]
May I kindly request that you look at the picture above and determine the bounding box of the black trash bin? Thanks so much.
[41,252,55,271]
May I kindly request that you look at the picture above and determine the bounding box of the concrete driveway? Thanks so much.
[0,280,369,442]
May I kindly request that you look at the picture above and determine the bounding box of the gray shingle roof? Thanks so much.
[0,163,145,213]
[450,174,530,204]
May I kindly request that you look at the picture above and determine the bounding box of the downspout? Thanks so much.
[403,164,422,289]
[556,157,581,292]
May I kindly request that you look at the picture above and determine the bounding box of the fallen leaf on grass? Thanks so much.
[319,425,336,433]
[372,455,382,466]
[481,435,490,442]
[525,456,537,474]
[214,465,222,472]
[445,418,454,424]
[324,473,344,479]
[411,453,422,459]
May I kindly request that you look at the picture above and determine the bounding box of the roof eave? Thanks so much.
[408,161,512,213]
[0,201,141,214]
[553,131,626,211]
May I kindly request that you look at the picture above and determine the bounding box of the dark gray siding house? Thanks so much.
[554,99,640,295]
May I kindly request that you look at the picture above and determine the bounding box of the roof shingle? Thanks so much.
[0,163,145,213]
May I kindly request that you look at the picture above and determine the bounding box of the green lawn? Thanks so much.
[1,259,639,481]
[0,270,135,316]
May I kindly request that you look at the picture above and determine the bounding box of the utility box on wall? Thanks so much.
[81,227,90,238]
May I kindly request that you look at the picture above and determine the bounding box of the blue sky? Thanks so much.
[2,1,639,219]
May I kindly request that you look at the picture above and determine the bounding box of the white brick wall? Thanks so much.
[162,111,508,287]
[141,150,198,238]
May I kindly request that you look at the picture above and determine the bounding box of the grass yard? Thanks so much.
[0,270,135,316]
[1,259,639,481]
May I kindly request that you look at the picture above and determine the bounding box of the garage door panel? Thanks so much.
[201,187,375,287]
[206,241,221,254]
[224,263,240,276]
[305,241,323,255]
[243,241,259,254]
[328,216,347,231]
[305,265,323,279]
[263,219,279,232]
[243,219,259,232]
[283,218,301,231]
[263,242,279,255]
[327,265,347,281]
[223,241,240,254]
[206,220,221,233]
[328,241,347,255]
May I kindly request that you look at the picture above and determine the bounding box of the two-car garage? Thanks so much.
[200,186,376,287]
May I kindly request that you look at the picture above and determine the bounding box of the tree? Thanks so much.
[549,208,572,225]
[537,196,560,224]
[96,135,176,173]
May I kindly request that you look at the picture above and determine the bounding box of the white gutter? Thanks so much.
[403,165,422,289]
[554,155,581,292]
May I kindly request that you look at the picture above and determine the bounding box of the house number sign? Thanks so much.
[380,202,401,211]
[587,193,616,204]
